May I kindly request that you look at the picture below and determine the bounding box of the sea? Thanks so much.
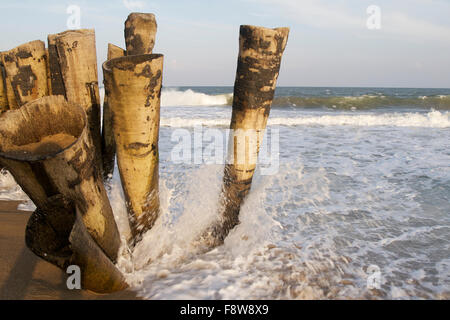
[1,86,449,299]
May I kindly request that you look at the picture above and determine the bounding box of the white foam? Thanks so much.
[161,89,232,107]
[160,110,450,128]
[0,169,35,210]
[100,87,231,107]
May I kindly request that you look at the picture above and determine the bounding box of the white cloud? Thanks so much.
[254,0,450,42]
[254,0,364,29]
[382,12,450,42]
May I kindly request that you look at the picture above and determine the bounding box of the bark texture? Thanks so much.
[52,29,103,173]
[0,96,122,264]
[124,13,157,56]
[69,212,128,293]
[0,53,18,109]
[1,40,49,106]
[103,54,163,243]
[101,44,125,180]
[47,34,66,96]
[0,60,8,112]
[45,48,52,95]
[204,25,289,247]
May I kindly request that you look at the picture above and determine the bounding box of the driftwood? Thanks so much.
[125,13,157,56]
[0,96,123,272]
[47,34,66,96]
[48,29,103,173]
[69,212,127,293]
[101,44,125,180]
[103,54,163,243]
[0,96,125,292]
[0,60,8,112]
[0,52,18,109]
[1,40,49,107]
[45,48,52,95]
[204,25,289,246]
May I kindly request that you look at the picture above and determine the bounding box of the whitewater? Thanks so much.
[1,87,449,299]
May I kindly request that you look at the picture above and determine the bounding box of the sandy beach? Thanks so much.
[0,200,139,300]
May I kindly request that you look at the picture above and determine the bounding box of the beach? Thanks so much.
[0,200,138,300]
[1,86,449,299]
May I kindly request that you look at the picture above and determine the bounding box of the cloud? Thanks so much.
[254,0,364,29]
[254,0,450,42]
[382,12,450,42]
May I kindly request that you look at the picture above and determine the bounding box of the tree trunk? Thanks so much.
[103,54,163,244]
[0,53,18,109]
[1,40,49,106]
[204,25,289,247]
[45,48,52,95]
[47,34,66,96]
[124,13,157,56]
[69,212,128,293]
[0,96,122,263]
[52,29,103,173]
[0,60,8,112]
[101,44,125,180]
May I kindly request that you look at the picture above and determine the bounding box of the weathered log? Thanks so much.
[0,52,18,109]
[1,40,49,106]
[69,212,128,293]
[124,13,157,56]
[53,29,103,173]
[47,34,66,96]
[25,199,75,269]
[25,207,128,293]
[0,96,121,262]
[45,48,52,95]
[0,60,8,112]
[103,54,163,243]
[101,44,125,180]
[204,25,289,246]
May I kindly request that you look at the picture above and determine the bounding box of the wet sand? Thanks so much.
[0,200,140,300]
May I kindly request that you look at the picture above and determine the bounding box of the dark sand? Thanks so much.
[0,200,140,300]
[3,133,76,158]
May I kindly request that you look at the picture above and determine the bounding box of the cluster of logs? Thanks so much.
[0,12,289,293]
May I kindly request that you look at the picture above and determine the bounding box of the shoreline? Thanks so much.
[0,200,140,300]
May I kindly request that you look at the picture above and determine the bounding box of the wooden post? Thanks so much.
[0,60,8,113]
[204,25,289,246]
[0,96,121,263]
[45,48,52,95]
[52,29,103,173]
[47,34,66,96]
[101,44,125,180]
[1,40,49,106]
[124,13,157,56]
[103,54,163,243]
[0,53,18,109]
[69,212,128,293]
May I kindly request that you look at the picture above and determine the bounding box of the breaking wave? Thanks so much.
[272,95,450,110]
[161,89,232,107]
[100,87,450,110]
[161,110,450,128]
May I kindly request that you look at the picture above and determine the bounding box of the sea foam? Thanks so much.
[160,110,450,128]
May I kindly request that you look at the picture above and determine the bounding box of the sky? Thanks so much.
[0,0,449,88]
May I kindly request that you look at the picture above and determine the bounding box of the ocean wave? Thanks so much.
[100,87,450,110]
[161,89,232,107]
[160,110,450,128]
[271,95,450,110]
